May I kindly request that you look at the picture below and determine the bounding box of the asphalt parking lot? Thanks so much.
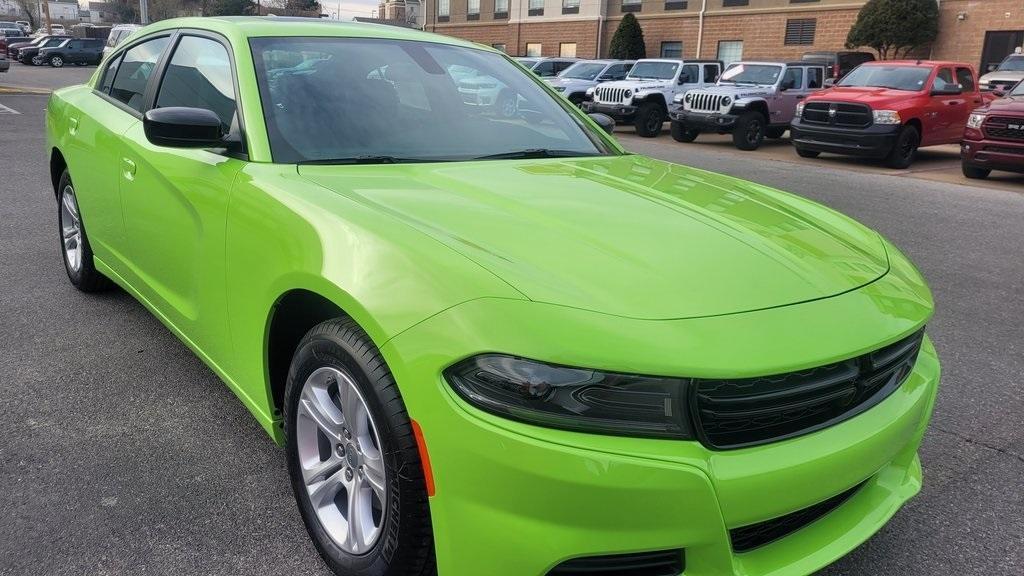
[1,68,1022,575]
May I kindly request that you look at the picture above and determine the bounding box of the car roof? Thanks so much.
[862,59,970,68]
[729,60,824,67]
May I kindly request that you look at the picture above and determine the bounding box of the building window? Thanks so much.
[529,0,544,16]
[492,43,507,53]
[622,0,641,12]
[717,40,743,66]
[562,0,579,14]
[722,0,748,6]
[467,0,479,19]
[665,0,688,9]
[438,0,449,21]
[560,43,577,57]
[494,0,508,18]
[526,43,542,57]
[784,19,817,45]
[660,41,683,58]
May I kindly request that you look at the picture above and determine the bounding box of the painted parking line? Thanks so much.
[0,102,20,115]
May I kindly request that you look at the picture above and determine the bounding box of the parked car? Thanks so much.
[961,80,1024,179]
[544,59,633,106]
[583,58,722,137]
[0,21,21,34]
[38,37,104,67]
[978,53,1024,93]
[0,52,8,73]
[17,35,71,64]
[103,23,141,57]
[0,35,32,56]
[791,60,996,168]
[47,16,938,576]
[802,51,875,82]
[449,64,519,118]
[15,20,31,34]
[516,56,578,77]
[675,61,826,150]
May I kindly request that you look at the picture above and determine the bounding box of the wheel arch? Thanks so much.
[49,147,67,201]
[741,99,770,120]
[904,117,922,133]
[636,93,667,110]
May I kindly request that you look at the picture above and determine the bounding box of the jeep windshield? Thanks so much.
[251,38,612,164]
[996,56,1024,72]
[560,62,608,80]
[627,61,678,80]
[837,65,932,91]
[719,64,782,86]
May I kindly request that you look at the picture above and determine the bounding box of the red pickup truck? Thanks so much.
[961,80,1024,179]
[790,60,996,168]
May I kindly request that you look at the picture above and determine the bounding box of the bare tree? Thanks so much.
[13,0,38,30]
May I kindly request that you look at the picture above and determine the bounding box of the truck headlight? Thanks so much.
[624,89,633,98]
[722,97,732,107]
[673,93,684,103]
[872,110,902,125]
[796,102,805,117]
[445,354,695,439]
[966,113,986,129]
[585,87,595,96]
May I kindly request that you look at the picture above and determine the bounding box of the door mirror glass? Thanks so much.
[143,107,225,147]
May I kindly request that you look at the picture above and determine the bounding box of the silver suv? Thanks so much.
[545,59,634,106]
[672,61,826,150]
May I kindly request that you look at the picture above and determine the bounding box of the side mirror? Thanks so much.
[823,78,836,88]
[588,112,615,135]
[143,107,224,148]
[930,85,963,96]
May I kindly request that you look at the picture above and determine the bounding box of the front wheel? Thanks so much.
[884,125,920,169]
[733,112,766,151]
[670,121,700,143]
[634,103,665,138]
[962,163,991,179]
[49,55,64,68]
[285,318,435,576]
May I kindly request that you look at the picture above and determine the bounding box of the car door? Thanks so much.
[117,31,246,366]
[62,34,171,267]
[922,67,960,145]
[953,66,982,138]
[675,63,700,99]
[774,66,804,125]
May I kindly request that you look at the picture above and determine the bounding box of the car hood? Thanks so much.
[695,84,774,99]
[979,71,1024,83]
[600,79,672,90]
[546,78,595,91]
[299,156,889,320]
[813,86,923,103]
[980,95,1024,113]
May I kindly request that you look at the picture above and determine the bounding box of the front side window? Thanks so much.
[679,64,698,83]
[250,37,611,164]
[561,62,608,80]
[156,36,237,133]
[109,36,171,112]
[628,61,679,80]
[838,65,931,91]
[781,67,803,90]
[932,68,955,91]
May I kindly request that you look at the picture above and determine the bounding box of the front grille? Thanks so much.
[547,550,684,576]
[983,116,1024,142]
[595,86,629,105]
[801,101,873,128]
[730,480,866,553]
[686,91,729,113]
[692,329,924,450]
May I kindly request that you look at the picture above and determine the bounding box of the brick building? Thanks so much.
[424,0,1024,72]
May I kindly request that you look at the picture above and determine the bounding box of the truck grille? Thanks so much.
[801,102,873,128]
[983,116,1024,141]
[692,329,925,450]
[594,86,630,105]
[685,91,729,113]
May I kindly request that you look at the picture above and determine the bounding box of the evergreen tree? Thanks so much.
[609,13,646,60]
[846,0,939,60]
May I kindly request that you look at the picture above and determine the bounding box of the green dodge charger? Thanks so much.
[45,16,939,576]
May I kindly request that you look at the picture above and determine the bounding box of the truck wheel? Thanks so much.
[962,163,990,179]
[884,125,919,169]
[733,112,766,151]
[670,121,700,143]
[795,147,820,159]
[766,126,787,139]
[634,103,665,138]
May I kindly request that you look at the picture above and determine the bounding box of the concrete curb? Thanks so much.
[0,84,52,95]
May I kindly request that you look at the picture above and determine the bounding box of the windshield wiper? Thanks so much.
[473,149,597,161]
[297,155,436,165]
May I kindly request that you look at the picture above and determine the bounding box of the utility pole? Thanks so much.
[42,0,51,34]
[140,0,149,24]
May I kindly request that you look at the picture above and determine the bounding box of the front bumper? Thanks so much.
[671,108,741,131]
[383,263,938,576]
[962,134,1024,174]
[582,100,637,122]
[790,118,900,158]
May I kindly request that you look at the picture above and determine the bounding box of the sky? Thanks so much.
[69,0,382,20]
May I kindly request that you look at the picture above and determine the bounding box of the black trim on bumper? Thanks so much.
[671,110,741,131]
[581,101,637,122]
[790,118,900,158]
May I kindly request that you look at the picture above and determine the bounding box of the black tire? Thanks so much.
[496,90,517,119]
[670,121,700,143]
[884,125,920,169]
[962,163,991,179]
[56,169,113,292]
[795,147,821,159]
[284,318,435,576]
[634,102,665,138]
[733,112,766,151]
[766,126,787,139]
[49,55,63,68]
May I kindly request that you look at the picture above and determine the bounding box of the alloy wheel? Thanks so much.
[747,120,763,145]
[51,56,63,67]
[60,185,82,274]
[295,366,387,555]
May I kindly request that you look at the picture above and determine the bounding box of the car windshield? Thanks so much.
[627,61,678,80]
[560,62,607,80]
[1010,81,1024,96]
[719,64,783,85]
[837,65,931,91]
[997,56,1024,72]
[516,58,539,69]
[251,37,611,164]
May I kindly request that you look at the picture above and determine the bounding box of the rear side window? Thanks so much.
[109,36,170,112]
[933,67,955,91]
[98,53,123,93]
[155,36,237,133]
[807,67,823,88]
[956,67,975,91]
[703,64,719,83]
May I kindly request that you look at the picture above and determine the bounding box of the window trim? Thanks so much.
[92,32,174,120]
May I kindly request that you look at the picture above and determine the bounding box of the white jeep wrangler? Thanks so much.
[582,59,722,137]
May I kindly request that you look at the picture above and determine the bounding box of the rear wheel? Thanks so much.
[634,103,665,138]
[733,112,766,151]
[795,147,821,159]
[962,163,991,179]
[285,318,435,576]
[57,169,113,292]
[670,121,700,143]
[884,125,919,169]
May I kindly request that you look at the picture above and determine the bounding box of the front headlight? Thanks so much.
[795,102,805,117]
[673,93,684,103]
[722,96,732,107]
[872,110,902,125]
[685,92,693,104]
[444,354,694,439]
[585,87,595,96]
[966,112,986,129]
[624,89,633,98]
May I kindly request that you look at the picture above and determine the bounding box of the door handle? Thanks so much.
[68,117,78,135]
[121,158,137,180]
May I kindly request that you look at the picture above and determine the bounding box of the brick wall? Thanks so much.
[931,0,1023,68]
[516,19,603,57]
